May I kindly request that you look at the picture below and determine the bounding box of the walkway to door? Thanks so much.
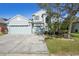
[0,34,48,56]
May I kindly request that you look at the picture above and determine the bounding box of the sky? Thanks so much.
[0,3,79,20]
[0,3,40,19]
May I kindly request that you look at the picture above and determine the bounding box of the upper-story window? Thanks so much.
[42,14,47,18]
[34,16,39,20]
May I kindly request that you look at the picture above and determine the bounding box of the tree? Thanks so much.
[61,4,79,38]
[38,3,62,34]
[38,3,79,38]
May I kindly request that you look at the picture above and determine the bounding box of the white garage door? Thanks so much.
[8,25,32,34]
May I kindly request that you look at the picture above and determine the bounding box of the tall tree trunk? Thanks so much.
[68,22,72,38]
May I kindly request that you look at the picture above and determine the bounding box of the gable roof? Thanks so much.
[9,14,29,21]
[8,14,30,25]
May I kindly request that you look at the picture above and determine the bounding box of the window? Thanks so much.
[42,14,47,18]
[35,16,39,20]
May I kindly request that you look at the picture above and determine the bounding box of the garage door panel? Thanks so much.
[8,26,32,34]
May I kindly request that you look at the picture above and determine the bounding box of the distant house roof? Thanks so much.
[0,18,8,23]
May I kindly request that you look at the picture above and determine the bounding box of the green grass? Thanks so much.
[45,34,79,55]
[71,33,79,38]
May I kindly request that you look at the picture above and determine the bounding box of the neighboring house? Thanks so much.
[71,18,79,33]
[0,18,8,33]
[72,22,79,32]
[8,15,32,34]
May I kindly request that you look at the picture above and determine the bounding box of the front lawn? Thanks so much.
[45,34,79,55]
[71,33,79,38]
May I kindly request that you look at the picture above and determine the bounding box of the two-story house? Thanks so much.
[7,9,63,35]
[32,9,48,34]
[32,9,62,34]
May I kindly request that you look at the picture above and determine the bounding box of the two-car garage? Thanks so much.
[8,15,32,35]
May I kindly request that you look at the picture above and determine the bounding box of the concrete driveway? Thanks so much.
[0,34,48,56]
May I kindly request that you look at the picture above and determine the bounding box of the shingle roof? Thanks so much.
[0,18,8,23]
